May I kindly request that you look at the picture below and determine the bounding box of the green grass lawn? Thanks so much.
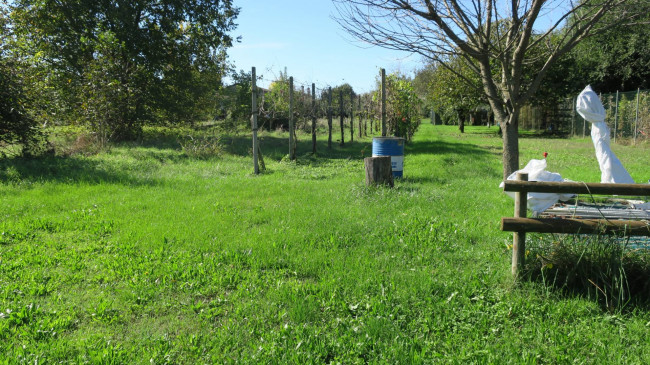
[1,123,650,363]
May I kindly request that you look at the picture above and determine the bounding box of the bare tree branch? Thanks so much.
[333,0,643,177]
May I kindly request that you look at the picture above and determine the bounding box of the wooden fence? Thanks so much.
[501,173,650,278]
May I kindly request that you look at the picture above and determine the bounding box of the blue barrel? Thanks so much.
[372,137,405,178]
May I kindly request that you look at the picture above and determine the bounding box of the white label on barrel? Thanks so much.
[391,156,404,171]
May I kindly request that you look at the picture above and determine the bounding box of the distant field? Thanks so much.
[1,123,649,363]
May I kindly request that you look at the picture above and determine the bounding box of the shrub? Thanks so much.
[0,59,45,157]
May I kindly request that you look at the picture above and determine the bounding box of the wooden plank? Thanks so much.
[503,180,650,196]
[501,217,650,236]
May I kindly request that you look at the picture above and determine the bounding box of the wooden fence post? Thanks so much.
[614,91,619,143]
[311,83,316,154]
[381,68,387,137]
[289,76,295,160]
[512,172,528,279]
[339,90,345,146]
[302,85,305,133]
[350,91,354,142]
[571,97,578,137]
[251,67,259,175]
[370,98,374,135]
[358,95,362,139]
[634,88,640,145]
[328,87,332,149]
[364,98,368,137]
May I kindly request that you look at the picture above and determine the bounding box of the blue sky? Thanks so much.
[227,0,421,94]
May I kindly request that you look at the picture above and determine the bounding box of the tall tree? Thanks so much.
[572,12,650,93]
[334,0,646,178]
[414,58,485,129]
[9,0,238,140]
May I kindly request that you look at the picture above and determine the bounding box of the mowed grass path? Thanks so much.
[1,124,649,363]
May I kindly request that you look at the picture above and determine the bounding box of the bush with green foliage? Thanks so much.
[374,73,421,141]
[0,59,44,157]
[9,0,238,141]
[0,8,43,156]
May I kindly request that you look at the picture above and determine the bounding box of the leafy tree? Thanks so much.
[330,83,356,117]
[334,0,647,178]
[414,58,485,131]
[216,69,253,130]
[571,12,650,93]
[0,7,43,156]
[374,73,421,141]
[9,0,238,140]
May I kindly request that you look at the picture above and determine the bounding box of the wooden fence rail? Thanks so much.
[502,176,650,279]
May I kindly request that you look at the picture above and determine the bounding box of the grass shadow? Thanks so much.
[225,134,375,162]
[405,139,492,157]
[0,155,160,187]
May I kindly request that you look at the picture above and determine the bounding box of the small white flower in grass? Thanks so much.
[446,291,458,303]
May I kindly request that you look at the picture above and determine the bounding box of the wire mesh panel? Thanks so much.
[519,89,649,144]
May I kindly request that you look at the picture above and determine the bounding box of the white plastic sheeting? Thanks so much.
[500,158,574,216]
[576,85,635,184]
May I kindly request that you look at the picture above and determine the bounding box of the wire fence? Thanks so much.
[519,89,650,144]
[247,67,389,173]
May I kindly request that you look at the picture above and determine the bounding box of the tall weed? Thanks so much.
[526,233,650,311]
[179,133,223,159]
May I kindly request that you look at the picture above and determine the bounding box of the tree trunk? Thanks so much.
[364,156,394,187]
[501,113,520,180]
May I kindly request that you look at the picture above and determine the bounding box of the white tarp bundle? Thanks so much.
[576,85,634,184]
[500,158,574,216]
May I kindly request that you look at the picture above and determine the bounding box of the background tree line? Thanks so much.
[412,10,650,131]
[1,0,238,156]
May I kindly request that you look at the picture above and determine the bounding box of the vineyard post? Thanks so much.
[381,68,387,136]
[370,97,374,134]
[289,76,295,160]
[614,91,619,143]
[251,67,259,174]
[350,91,354,142]
[634,88,640,145]
[340,90,345,146]
[328,87,332,149]
[364,96,368,137]
[302,85,306,132]
[358,95,362,139]
[311,83,316,154]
